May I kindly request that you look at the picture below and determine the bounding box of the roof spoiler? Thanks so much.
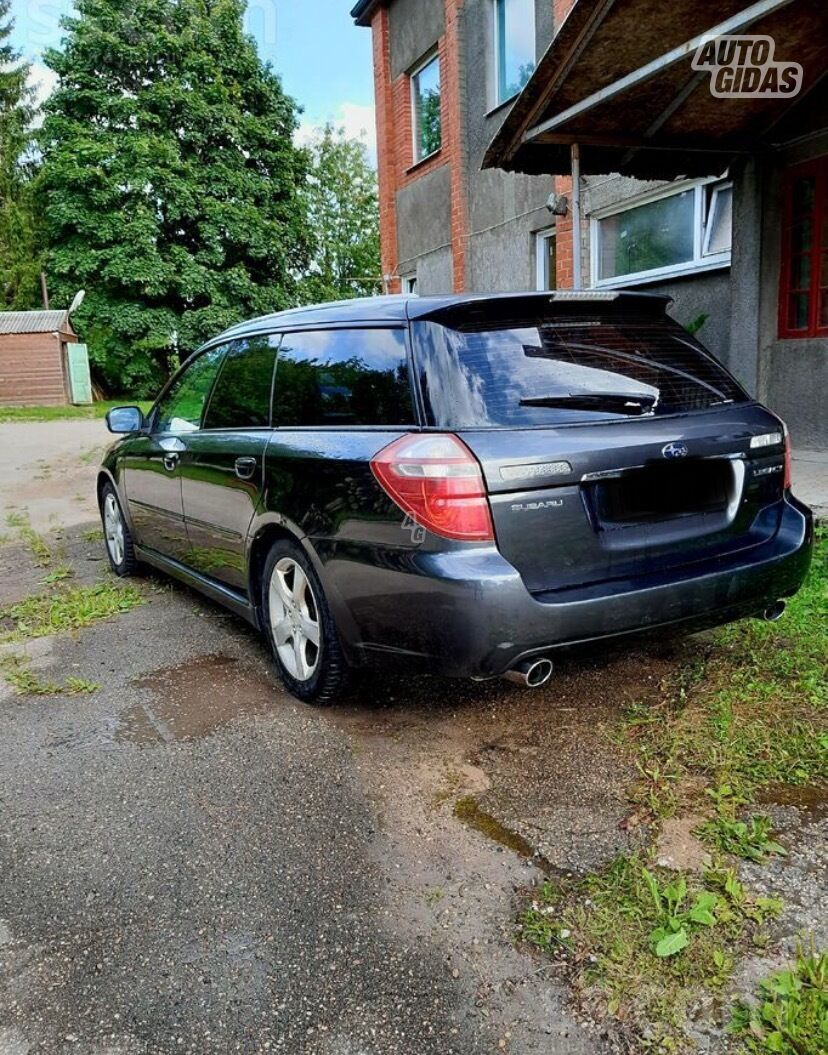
[408,290,673,324]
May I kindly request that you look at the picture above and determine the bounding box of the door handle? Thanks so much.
[163,453,180,472]
[234,456,257,480]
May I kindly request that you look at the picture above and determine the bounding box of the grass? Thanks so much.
[4,665,99,696]
[622,531,827,820]
[520,856,782,1050]
[519,534,827,1050]
[5,511,54,567]
[730,946,827,1055]
[0,581,144,642]
[0,400,152,423]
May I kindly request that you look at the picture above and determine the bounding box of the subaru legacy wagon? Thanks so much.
[99,292,813,703]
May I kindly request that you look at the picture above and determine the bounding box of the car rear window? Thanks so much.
[413,313,747,428]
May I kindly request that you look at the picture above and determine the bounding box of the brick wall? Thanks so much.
[370,0,468,293]
[0,332,69,406]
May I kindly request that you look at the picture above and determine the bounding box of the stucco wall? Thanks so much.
[395,163,452,276]
[389,0,444,76]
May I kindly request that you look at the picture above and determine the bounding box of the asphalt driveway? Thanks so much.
[0,420,823,1055]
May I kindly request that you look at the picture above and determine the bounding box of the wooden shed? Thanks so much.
[0,310,76,406]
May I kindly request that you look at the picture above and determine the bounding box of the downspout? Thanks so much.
[571,143,582,290]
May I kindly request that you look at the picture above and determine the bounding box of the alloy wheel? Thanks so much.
[104,492,125,567]
[269,557,321,682]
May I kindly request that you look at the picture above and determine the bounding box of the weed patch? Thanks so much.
[730,946,827,1055]
[4,665,99,696]
[0,581,144,642]
[520,855,782,1049]
[5,511,54,567]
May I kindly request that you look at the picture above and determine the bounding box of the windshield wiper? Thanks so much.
[519,392,657,415]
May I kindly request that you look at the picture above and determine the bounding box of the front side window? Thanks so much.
[153,345,226,434]
[779,156,828,338]
[411,53,441,163]
[495,0,536,105]
[594,179,732,286]
[203,335,280,430]
[274,328,414,427]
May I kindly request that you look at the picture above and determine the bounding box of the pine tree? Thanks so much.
[39,0,311,395]
[300,124,381,303]
[0,0,40,309]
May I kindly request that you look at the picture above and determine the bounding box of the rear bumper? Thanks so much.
[326,496,814,677]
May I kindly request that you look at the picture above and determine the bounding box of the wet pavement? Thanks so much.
[0,420,823,1054]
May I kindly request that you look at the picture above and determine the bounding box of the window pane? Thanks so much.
[704,185,732,255]
[787,293,810,330]
[412,56,441,161]
[203,335,279,430]
[154,346,225,434]
[274,329,413,427]
[792,176,815,216]
[496,0,536,103]
[791,253,811,291]
[599,190,695,280]
[821,290,828,328]
[791,218,812,254]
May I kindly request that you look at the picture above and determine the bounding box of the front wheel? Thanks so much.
[261,540,349,704]
[100,483,139,576]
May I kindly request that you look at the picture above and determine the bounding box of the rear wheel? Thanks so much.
[262,540,349,704]
[100,483,139,576]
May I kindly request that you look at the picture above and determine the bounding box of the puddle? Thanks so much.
[118,653,283,745]
[453,794,558,875]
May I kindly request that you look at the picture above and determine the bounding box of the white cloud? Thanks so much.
[296,101,377,165]
[27,62,59,121]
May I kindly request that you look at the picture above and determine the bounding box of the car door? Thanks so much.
[121,345,227,563]
[179,334,281,592]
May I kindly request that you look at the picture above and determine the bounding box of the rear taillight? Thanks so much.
[783,422,793,491]
[370,433,495,542]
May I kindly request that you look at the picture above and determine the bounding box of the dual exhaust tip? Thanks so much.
[503,600,787,688]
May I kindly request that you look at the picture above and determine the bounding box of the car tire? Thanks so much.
[261,539,349,705]
[100,482,139,577]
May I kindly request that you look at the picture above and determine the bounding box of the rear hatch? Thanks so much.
[409,293,787,593]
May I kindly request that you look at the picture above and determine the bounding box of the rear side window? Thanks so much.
[413,314,747,427]
[203,335,280,430]
[273,328,413,426]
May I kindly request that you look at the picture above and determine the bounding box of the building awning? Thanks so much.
[484,0,828,179]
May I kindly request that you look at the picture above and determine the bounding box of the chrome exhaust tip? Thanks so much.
[762,600,787,622]
[503,657,554,688]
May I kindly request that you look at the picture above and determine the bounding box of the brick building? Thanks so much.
[352,0,828,447]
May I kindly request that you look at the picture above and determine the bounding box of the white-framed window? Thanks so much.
[402,274,418,295]
[590,177,733,288]
[535,227,556,290]
[493,0,536,107]
[410,51,441,164]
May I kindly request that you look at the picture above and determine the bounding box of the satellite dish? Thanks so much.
[68,289,86,315]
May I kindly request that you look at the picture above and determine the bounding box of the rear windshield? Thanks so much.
[413,314,747,428]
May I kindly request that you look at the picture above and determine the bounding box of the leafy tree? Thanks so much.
[0,0,41,309]
[38,0,311,395]
[299,124,380,303]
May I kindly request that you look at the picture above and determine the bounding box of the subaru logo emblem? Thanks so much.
[662,441,689,459]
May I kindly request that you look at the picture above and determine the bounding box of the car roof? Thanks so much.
[210,290,672,343]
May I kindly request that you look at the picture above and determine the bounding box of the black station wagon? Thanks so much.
[99,292,813,703]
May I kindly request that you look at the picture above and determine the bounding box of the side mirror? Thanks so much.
[106,405,145,434]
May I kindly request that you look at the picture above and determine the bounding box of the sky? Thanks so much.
[8,0,378,158]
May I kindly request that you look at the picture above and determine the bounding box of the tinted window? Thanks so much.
[414,314,747,428]
[154,345,226,434]
[274,328,413,426]
[203,335,280,430]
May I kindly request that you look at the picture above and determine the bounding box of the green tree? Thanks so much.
[299,124,380,303]
[0,0,41,309]
[39,0,310,395]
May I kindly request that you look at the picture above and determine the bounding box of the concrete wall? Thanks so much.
[462,0,555,292]
[395,163,453,290]
[754,135,828,448]
[389,0,444,77]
